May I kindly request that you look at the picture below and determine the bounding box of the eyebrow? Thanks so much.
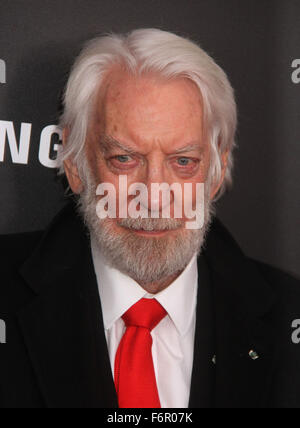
[173,144,202,154]
[100,134,203,156]
[100,135,138,154]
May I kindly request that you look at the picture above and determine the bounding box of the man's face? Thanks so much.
[88,71,210,226]
[65,71,219,289]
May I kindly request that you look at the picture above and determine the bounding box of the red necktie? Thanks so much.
[114,298,167,408]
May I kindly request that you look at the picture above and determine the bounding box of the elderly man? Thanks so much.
[0,28,299,409]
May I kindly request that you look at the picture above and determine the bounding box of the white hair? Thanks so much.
[58,28,237,200]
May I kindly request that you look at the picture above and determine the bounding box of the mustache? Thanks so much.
[117,217,184,231]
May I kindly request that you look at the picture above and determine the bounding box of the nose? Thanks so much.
[140,159,174,215]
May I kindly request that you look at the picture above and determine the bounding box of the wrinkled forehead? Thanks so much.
[90,68,205,150]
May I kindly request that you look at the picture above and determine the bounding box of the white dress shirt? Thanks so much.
[90,236,198,408]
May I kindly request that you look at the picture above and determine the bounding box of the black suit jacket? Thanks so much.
[0,202,300,408]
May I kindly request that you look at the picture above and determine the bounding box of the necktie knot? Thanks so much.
[122,298,167,331]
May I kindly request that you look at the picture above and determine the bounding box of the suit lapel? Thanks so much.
[17,203,118,408]
[200,218,276,408]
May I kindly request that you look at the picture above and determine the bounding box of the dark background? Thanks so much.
[0,0,299,278]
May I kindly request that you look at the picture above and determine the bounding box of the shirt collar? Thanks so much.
[90,235,198,337]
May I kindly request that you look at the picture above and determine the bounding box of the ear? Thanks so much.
[62,128,83,194]
[210,149,229,200]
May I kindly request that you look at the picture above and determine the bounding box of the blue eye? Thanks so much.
[177,157,191,166]
[116,155,131,163]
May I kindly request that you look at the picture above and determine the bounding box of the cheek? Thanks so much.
[178,153,211,218]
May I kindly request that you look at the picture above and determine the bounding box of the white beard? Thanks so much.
[77,165,215,287]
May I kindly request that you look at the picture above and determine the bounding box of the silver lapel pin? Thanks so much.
[249,349,260,361]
